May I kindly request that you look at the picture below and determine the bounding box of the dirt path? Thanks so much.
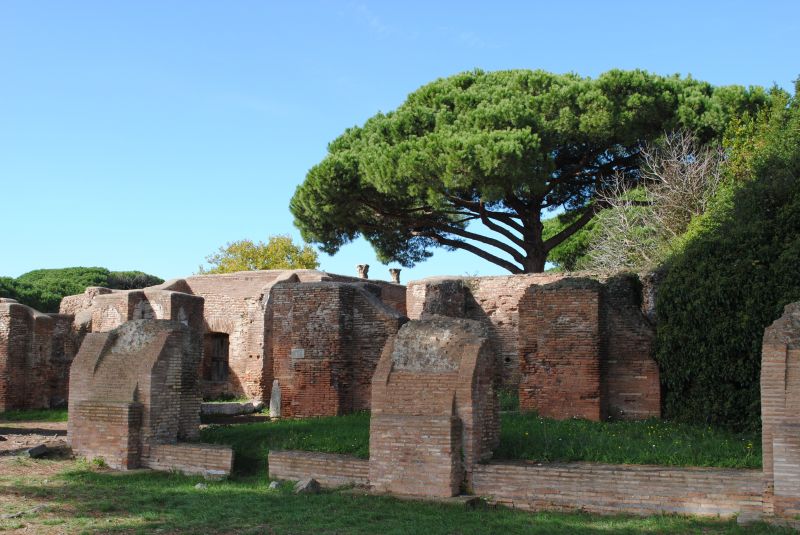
[0,421,67,457]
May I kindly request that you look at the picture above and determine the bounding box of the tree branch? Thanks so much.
[542,204,602,252]
[478,201,526,248]
[414,231,523,274]
[426,221,526,263]
[445,194,526,231]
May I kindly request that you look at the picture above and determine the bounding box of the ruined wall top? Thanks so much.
[370,315,499,497]
[763,301,800,349]
[389,316,488,373]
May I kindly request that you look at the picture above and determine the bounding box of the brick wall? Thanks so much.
[761,301,800,519]
[0,300,32,410]
[270,282,405,417]
[407,275,562,384]
[369,317,499,497]
[325,273,407,316]
[184,271,300,401]
[472,461,764,518]
[267,450,763,519]
[0,300,78,411]
[519,279,603,420]
[183,269,406,402]
[407,274,659,421]
[56,270,406,409]
[85,289,205,440]
[601,275,660,419]
[268,450,369,487]
[145,443,234,477]
[69,401,143,469]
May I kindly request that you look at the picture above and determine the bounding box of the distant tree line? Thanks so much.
[0,267,163,313]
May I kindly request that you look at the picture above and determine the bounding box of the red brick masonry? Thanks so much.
[369,317,499,497]
[268,452,763,519]
[406,274,660,421]
[68,319,233,476]
[761,301,800,519]
[471,461,764,518]
[268,450,369,487]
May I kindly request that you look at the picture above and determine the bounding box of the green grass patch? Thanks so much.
[201,412,370,475]
[495,413,761,468]
[497,387,520,411]
[0,408,68,422]
[200,411,761,472]
[4,465,791,534]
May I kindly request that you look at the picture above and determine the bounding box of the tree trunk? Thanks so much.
[522,253,546,273]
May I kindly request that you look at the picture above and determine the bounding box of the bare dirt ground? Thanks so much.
[0,421,67,457]
[0,422,74,534]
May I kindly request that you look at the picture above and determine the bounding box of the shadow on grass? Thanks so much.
[3,465,790,535]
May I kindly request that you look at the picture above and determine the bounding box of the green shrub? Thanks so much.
[2,267,163,312]
[655,86,800,430]
[0,276,19,300]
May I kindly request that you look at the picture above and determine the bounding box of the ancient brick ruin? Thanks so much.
[68,319,233,475]
[270,281,405,417]
[5,269,659,421]
[369,316,499,497]
[59,269,406,418]
[407,273,660,421]
[268,300,800,525]
[761,301,800,519]
[518,278,605,420]
[0,298,77,411]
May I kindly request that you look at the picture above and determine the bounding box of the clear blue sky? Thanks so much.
[2,1,798,282]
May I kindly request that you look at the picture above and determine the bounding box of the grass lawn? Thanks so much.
[0,409,780,534]
[0,407,68,422]
[0,456,791,535]
[496,412,761,468]
[201,412,371,474]
[200,411,762,474]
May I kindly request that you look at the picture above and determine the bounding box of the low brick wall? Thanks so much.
[268,451,765,518]
[145,443,234,478]
[472,461,764,518]
[268,450,368,487]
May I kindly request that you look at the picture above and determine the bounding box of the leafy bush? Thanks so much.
[200,235,319,274]
[655,87,800,430]
[1,267,163,312]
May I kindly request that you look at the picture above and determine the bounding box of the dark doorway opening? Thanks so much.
[203,332,229,382]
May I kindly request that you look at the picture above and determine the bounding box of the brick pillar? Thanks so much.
[761,302,800,519]
[369,317,498,497]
